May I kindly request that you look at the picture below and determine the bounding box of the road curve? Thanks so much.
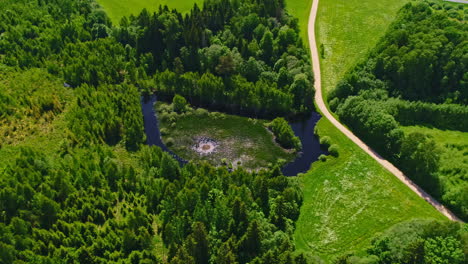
[307,0,462,222]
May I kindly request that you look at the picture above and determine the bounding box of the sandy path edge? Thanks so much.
[307,0,462,222]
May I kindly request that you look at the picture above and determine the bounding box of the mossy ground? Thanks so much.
[156,102,296,170]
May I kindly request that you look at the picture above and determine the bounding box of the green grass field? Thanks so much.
[156,103,296,170]
[285,0,445,260]
[316,0,409,95]
[294,119,444,260]
[96,0,203,24]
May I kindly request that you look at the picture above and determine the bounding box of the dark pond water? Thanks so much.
[281,113,328,176]
[141,96,187,164]
[141,95,327,176]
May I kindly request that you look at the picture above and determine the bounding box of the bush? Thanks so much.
[328,144,339,157]
[158,103,172,114]
[319,154,327,161]
[172,94,187,113]
[319,136,331,147]
[165,137,174,147]
[268,117,302,150]
[160,128,169,136]
[159,112,169,122]
[195,108,208,117]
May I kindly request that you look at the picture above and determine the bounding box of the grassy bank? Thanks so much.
[156,103,296,170]
[96,0,202,24]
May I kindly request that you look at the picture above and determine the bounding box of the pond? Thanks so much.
[141,95,327,176]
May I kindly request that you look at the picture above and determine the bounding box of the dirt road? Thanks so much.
[307,0,462,222]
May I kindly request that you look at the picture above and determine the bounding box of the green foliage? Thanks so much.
[318,154,327,162]
[116,0,315,117]
[319,136,331,147]
[268,117,302,150]
[400,132,441,192]
[172,94,187,113]
[330,2,467,220]
[0,69,69,147]
[328,144,339,157]
[66,83,144,150]
[342,219,468,264]
[332,2,467,104]
[0,146,162,263]
[156,103,296,170]
[401,126,468,222]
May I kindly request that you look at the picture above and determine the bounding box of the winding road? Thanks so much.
[307,0,462,222]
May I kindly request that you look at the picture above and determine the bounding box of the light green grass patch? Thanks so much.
[316,0,409,96]
[96,0,203,24]
[294,119,444,261]
[156,103,296,170]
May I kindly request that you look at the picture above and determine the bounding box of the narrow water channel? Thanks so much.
[141,95,187,164]
[141,95,327,176]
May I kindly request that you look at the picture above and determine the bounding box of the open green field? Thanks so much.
[96,0,203,24]
[294,119,444,260]
[156,103,296,170]
[316,0,409,95]
[287,0,445,260]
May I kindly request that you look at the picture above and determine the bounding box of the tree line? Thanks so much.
[116,0,315,117]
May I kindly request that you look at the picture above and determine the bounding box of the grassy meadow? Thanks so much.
[285,0,446,259]
[96,0,203,24]
[294,119,444,260]
[156,103,296,170]
[316,0,409,96]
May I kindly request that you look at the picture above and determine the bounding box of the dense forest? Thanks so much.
[0,0,310,262]
[0,0,314,118]
[329,1,468,220]
[0,144,309,263]
[337,220,466,264]
[0,0,466,263]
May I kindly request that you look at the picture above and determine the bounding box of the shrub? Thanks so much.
[319,136,331,147]
[158,103,172,114]
[328,144,339,157]
[165,137,174,147]
[172,94,187,113]
[268,117,301,150]
[195,108,208,117]
[159,112,169,122]
[319,154,327,161]
[167,112,178,123]
[160,128,169,136]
